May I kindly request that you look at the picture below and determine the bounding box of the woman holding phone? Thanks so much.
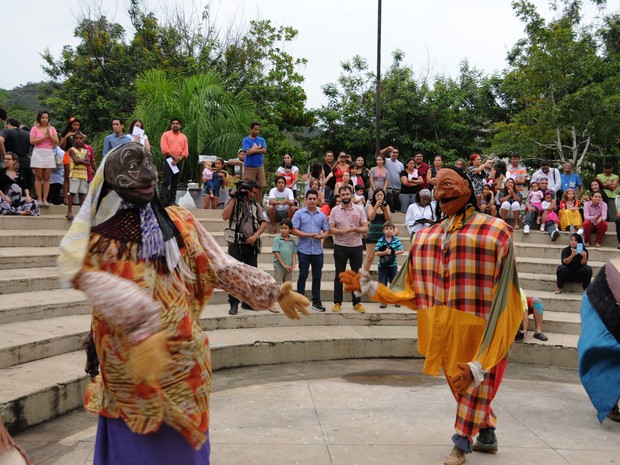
[555,233,592,294]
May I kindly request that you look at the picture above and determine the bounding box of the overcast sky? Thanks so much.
[2,0,616,108]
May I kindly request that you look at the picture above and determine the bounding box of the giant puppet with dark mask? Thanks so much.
[58,142,309,465]
[340,167,522,465]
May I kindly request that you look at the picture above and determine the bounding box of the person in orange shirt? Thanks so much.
[159,118,189,206]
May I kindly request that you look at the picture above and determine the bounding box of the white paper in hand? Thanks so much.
[166,157,180,174]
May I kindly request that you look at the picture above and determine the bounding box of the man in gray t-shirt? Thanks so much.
[381,146,404,212]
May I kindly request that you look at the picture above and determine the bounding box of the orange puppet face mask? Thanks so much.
[434,168,472,216]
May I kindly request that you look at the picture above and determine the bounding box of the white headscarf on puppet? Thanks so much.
[58,142,192,288]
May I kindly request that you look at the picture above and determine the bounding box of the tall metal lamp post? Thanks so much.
[375,0,382,155]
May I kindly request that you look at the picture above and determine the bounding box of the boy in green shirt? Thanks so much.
[273,218,297,285]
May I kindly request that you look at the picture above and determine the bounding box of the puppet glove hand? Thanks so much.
[278,282,310,320]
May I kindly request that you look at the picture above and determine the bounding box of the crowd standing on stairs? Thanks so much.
[2,104,620,464]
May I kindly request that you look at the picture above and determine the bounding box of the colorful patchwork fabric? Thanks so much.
[80,206,285,449]
[371,207,523,377]
[82,207,216,449]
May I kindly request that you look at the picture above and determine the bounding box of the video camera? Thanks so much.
[231,180,254,199]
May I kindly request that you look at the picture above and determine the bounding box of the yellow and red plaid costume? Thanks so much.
[369,207,522,440]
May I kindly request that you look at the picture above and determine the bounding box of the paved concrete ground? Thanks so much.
[13,359,620,465]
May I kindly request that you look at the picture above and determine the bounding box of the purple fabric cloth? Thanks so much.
[93,417,210,465]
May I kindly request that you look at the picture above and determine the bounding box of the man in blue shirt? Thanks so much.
[242,122,267,189]
[560,161,583,198]
[292,189,330,311]
[103,117,132,156]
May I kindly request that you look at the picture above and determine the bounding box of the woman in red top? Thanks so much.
[332,152,351,183]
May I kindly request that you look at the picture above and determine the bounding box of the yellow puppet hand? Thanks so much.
[278,282,310,320]
[450,362,474,394]
[127,331,170,385]
[339,270,361,293]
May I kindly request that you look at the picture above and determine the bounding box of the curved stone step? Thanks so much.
[0,304,418,369]
[517,256,604,275]
[0,289,89,324]
[0,325,420,433]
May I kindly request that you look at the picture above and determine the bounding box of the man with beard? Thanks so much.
[340,167,522,465]
[329,184,368,313]
[160,118,189,206]
[57,142,309,465]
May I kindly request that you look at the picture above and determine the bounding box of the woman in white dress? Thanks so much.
[30,110,59,206]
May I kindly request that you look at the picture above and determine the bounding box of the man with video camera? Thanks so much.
[222,179,268,315]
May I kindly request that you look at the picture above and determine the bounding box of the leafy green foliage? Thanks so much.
[491,0,619,169]
[134,70,255,180]
[313,52,504,165]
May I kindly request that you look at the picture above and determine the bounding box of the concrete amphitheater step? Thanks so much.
[0,262,593,297]
[513,241,619,262]
[0,325,421,433]
[0,289,89,324]
[519,272,591,293]
[0,283,584,329]
[0,247,60,269]
[0,303,418,369]
[0,242,616,276]
[0,226,617,254]
[517,256,605,275]
[0,230,66,248]
[0,305,580,372]
[0,266,59,294]
[0,321,581,435]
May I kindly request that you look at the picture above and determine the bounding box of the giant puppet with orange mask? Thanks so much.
[340,167,522,465]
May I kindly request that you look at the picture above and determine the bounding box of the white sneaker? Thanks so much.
[577,228,584,236]
[523,225,530,234]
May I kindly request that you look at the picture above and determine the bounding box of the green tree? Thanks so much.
[41,16,135,134]
[491,0,617,168]
[216,19,311,131]
[313,51,504,163]
[134,70,255,180]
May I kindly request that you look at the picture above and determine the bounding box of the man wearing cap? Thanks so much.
[596,162,618,220]
[531,160,561,199]
[560,161,583,199]
[226,149,246,179]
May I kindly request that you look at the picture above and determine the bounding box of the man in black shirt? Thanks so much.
[322,150,336,201]
[0,118,33,191]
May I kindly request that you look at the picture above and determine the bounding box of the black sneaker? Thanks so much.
[515,330,524,342]
[241,302,256,310]
[608,404,620,422]
[533,332,548,341]
[473,427,498,453]
[229,303,239,315]
[379,303,387,309]
[311,302,326,312]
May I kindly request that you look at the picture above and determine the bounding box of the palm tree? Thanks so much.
[135,70,255,180]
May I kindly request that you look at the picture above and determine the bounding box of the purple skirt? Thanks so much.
[93,417,210,465]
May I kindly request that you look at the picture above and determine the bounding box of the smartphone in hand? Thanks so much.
[576,243,583,254]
